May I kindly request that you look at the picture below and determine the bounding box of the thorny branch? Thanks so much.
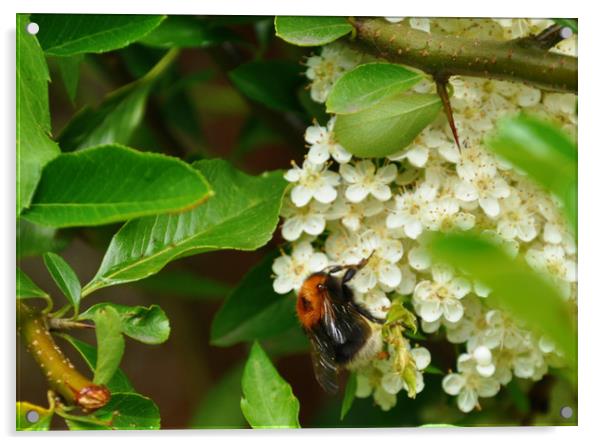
[348,18,577,93]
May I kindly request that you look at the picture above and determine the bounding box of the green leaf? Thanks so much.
[136,270,232,300]
[32,14,165,56]
[327,63,423,114]
[17,219,69,258]
[59,49,178,151]
[189,364,246,429]
[21,144,213,228]
[506,379,530,415]
[340,372,357,420]
[58,81,152,151]
[43,252,81,314]
[92,306,126,386]
[211,252,298,347]
[275,16,353,46]
[429,232,577,366]
[259,327,309,357]
[16,401,53,431]
[486,114,577,234]
[17,268,49,300]
[54,54,83,103]
[334,93,442,157]
[228,60,304,112]
[16,14,60,214]
[240,342,300,428]
[80,303,170,345]
[64,393,160,430]
[83,159,287,294]
[140,16,237,48]
[553,18,578,33]
[58,334,134,392]
[423,364,444,375]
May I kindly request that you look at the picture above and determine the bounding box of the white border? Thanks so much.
[2,1,598,444]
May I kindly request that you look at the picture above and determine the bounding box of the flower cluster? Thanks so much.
[273,18,577,412]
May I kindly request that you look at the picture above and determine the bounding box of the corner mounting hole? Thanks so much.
[560,27,573,39]
[26,22,39,35]
[560,406,573,419]
[26,410,40,423]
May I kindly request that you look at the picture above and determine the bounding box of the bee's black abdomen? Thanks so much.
[332,319,370,365]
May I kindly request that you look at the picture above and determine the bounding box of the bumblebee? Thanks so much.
[296,257,384,393]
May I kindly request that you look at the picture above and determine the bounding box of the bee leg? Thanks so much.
[325,253,374,280]
[324,265,344,274]
[342,267,359,284]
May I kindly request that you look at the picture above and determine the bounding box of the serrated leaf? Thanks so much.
[58,81,153,151]
[82,159,287,294]
[16,14,60,214]
[43,252,81,314]
[327,63,423,114]
[334,93,442,157]
[140,15,237,48]
[429,232,576,366]
[92,306,125,386]
[58,334,134,393]
[228,60,304,112]
[340,372,357,420]
[54,54,83,103]
[275,16,352,46]
[211,252,297,347]
[240,342,300,428]
[189,363,246,429]
[16,401,53,431]
[58,49,177,151]
[17,219,70,258]
[64,393,160,430]
[486,114,577,234]
[21,144,212,228]
[80,303,170,345]
[32,14,165,56]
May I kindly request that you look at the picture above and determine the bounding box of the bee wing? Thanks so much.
[308,333,339,394]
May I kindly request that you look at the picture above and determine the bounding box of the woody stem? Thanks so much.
[17,301,110,410]
[347,18,577,93]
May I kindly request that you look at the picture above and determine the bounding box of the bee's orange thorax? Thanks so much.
[297,273,327,329]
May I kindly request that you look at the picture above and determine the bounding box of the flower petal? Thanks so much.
[457,388,478,412]
[291,185,312,207]
[442,374,465,396]
[346,184,369,203]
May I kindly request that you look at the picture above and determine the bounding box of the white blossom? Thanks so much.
[280,200,329,241]
[413,265,471,323]
[284,160,340,207]
[340,160,397,203]
[272,241,328,294]
[386,183,436,239]
[305,43,363,103]
[305,118,352,165]
[442,353,501,412]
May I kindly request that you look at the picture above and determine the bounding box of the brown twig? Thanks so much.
[17,302,110,411]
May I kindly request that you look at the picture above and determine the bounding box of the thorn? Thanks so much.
[435,78,461,152]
